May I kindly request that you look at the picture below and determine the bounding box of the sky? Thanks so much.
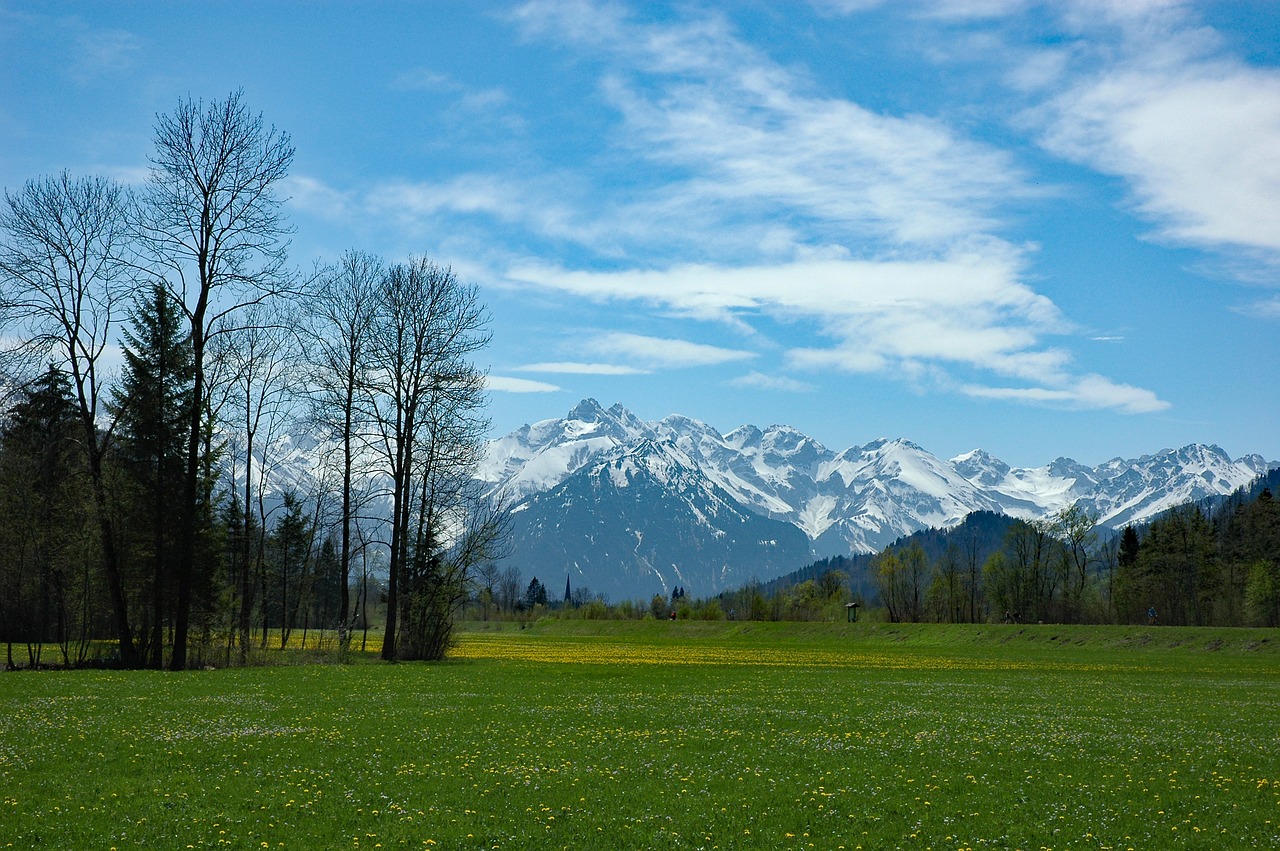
[1,0,1277,468]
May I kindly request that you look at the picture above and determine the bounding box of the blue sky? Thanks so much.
[2,0,1277,467]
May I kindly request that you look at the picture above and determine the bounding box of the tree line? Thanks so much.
[863,480,1280,627]
[467,480,1279,628]
[0,92,500,669]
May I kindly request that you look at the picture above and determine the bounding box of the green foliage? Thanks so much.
[525,577,549,609]
[0,366,95,666]
[1114,486,1280,627]
[1245,559,1280,626]
[113,284,197,668]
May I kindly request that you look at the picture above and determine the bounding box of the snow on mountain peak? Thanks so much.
[482,399,1277,555]
[568,397,606,421]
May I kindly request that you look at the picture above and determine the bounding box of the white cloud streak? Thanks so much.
[582,332,757,369]
[515,362,651,375]
[961,375,1169,414]
[509,250,1165,412]
[1031,5,1280,270]
[486,375,562,393]
[730,372,815,393]
[516,0,1027,253]
[287,0,1172,416]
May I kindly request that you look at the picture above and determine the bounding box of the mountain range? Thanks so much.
[479,399,1276,600]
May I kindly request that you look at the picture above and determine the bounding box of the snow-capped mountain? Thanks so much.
[227,398,1275,600]
[947,443,1274,529]
[483,399,1277,566]
[505,437,812,601]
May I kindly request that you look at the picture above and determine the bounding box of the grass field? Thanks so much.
[2,621,1278,849]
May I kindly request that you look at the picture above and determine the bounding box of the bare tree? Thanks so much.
[139,91,294,669]
[475,560,501,620]
[363,258,490,660]
[497,564,522,615]
[302,251,381,649]
[399,377,496,659]
[0,173,138,665]
[209,302,299,660]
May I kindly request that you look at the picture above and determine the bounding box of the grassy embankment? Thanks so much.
[2,620,1277,849]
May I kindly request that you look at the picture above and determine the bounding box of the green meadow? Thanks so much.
[2,622,1278,850]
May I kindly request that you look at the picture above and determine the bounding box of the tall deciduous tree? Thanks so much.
[303,251,381,649]
[0,173,138,665]
[140,91,294,669]
[1053,503,1099,622]
[365,258,490,661]
[210,302,298,661]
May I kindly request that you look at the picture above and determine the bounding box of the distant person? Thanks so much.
[1148,606,1157,626]
[1003,610,1012,624]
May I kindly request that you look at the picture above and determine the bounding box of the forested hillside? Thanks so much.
[758,473,1280,627]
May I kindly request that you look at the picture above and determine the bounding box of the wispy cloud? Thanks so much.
[508,240,1165,413]
[1029,5,1280,273]
[283,175,354,219]
[391,67,511,112]
[583,333,756,370]
[516,362,651,375]
[961,374,1169,414]
[290,0,1171,416]
[72,27,142,78]
[730,372,815,393]
[515,0,1027,253]
[1238,296,1280,321]
[486,375,562,393]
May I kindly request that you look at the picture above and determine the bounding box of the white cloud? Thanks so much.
[961,374,1169,414]
[283,175,354,219]
[513,0,1028,256]
[508,254,1170,413]
[1239,296,1280,321]
[486,376,562,393]
[730,372,815,393]
[516,362,650,375]
[583,332,756,369]
[73,27,142,76]
[1033,7,1280,270]
[391,67,510,111]
[304,1,1174,417]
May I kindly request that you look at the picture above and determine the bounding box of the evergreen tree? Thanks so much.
[1240,489,1280,626]
[268,492,314,649]
[1132,505,1217,626]
[0,366,88,665]
[113,283,195,668]
[525,576,548,608]
[1114,525,1143,622]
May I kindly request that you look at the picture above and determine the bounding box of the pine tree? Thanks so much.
[0,366,85,665]
[525,577,548,608]
[113,284,195,668]
[269,492,314,649]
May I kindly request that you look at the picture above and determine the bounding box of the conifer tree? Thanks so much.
[0,366,86,666]
[114,283,195,667]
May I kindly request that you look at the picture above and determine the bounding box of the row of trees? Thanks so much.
[872,486,1280,627]
[1114,486,1280,626]
[0,92,500,669]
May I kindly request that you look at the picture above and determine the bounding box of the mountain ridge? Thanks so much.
[480,399,1277,561]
